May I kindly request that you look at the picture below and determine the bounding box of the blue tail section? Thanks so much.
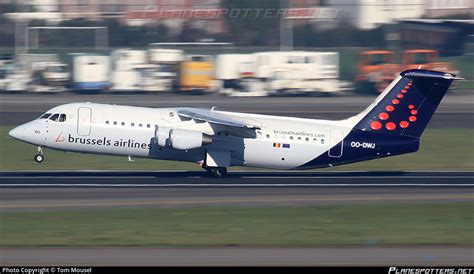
[298,69,456,169]
[354,69,455,138]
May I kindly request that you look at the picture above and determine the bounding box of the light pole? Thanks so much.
[280,0,293,51]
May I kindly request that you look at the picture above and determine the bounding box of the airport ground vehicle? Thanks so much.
[356,50,400,93]
[1,54,68,92]
[215,54,256,90]
[29,62,70,92]
[0,57,14,91]
[267,52,350,95]
[9,69,459,177]
[0,53,14,66]
[215,54,267,96]
[179,55,215,93]
[356,49,458,93]
[110,49,147,92]
[216,51,350,96]
[148,48,183,92]
[134,64,175,92]
[72,55,111,91]
[401,49,458,75]
[0,67,29,92]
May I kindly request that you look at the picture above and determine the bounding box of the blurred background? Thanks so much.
[0,0,472,95]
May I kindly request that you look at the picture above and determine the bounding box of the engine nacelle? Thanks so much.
[155,126,211,150]
[169,128,211,150]
[155,126,172,147]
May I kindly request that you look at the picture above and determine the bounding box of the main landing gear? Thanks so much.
[34,146,44,163]
[203,165,228,178]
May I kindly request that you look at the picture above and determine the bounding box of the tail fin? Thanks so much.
[353,69,456,138]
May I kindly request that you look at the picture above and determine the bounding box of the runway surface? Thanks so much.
[1,171,472,266]
[2,246,473,266]
[1,92,473,127]
[1,170,473,186]
[0,171,472,210]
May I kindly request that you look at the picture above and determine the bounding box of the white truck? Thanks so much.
[215,54,267,97]
[216,51,351,96]
[1,54,66,92]
[29,62,70,92]
[72,55,111,91]
[110,49,147,92]
[0,57,15,91]
[255,51,351,95]
[147,48,184,92]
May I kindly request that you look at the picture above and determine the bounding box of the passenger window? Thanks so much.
[147,124,151,128]
[113,121,117,125]
[106,121,109,125]
[131,123,135,127]
[290,136,294,140]
[266,134,270,139]
[121,122,125,126]
[297,137,301,140]
[321,139,325,144]
[49,114,59,121]
[59,114,66,122]
[305,137,309,142]
[39,113,52,119]
[139,124,143,127]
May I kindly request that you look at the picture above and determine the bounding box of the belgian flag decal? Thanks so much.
[273,143,290,148]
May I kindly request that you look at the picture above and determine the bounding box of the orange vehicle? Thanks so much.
[401,49,457,75]
[179,55,214,92]
[356,50,400,93]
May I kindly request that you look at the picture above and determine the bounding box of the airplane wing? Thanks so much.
[177,108,261,138]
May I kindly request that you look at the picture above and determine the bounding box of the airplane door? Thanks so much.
[77,107,92,136]
[328,129,343,158]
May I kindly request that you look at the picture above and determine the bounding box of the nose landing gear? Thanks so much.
[34,146,44,163]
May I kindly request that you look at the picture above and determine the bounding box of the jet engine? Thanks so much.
[155,126,212,150]
[155,126,172,147]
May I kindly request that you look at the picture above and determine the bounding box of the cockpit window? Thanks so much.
[46,113,67,122]
[49,114,59,121]
[39,113,52,119]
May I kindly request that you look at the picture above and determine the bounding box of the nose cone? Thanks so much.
[9,123,30,142]
[8,126,22,140]
[9,121,42,145]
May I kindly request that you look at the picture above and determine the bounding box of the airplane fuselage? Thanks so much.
[15,102,357,169]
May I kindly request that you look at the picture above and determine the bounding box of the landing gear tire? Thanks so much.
[206,167,227,178]
[202,162,228,178]
[34,154,44,163]
[212,167,227,178]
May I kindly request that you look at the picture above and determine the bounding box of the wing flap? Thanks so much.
[177,108,261,138]
[177,108,261,129]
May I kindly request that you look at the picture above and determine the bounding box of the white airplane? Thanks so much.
[9,69,457,177]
